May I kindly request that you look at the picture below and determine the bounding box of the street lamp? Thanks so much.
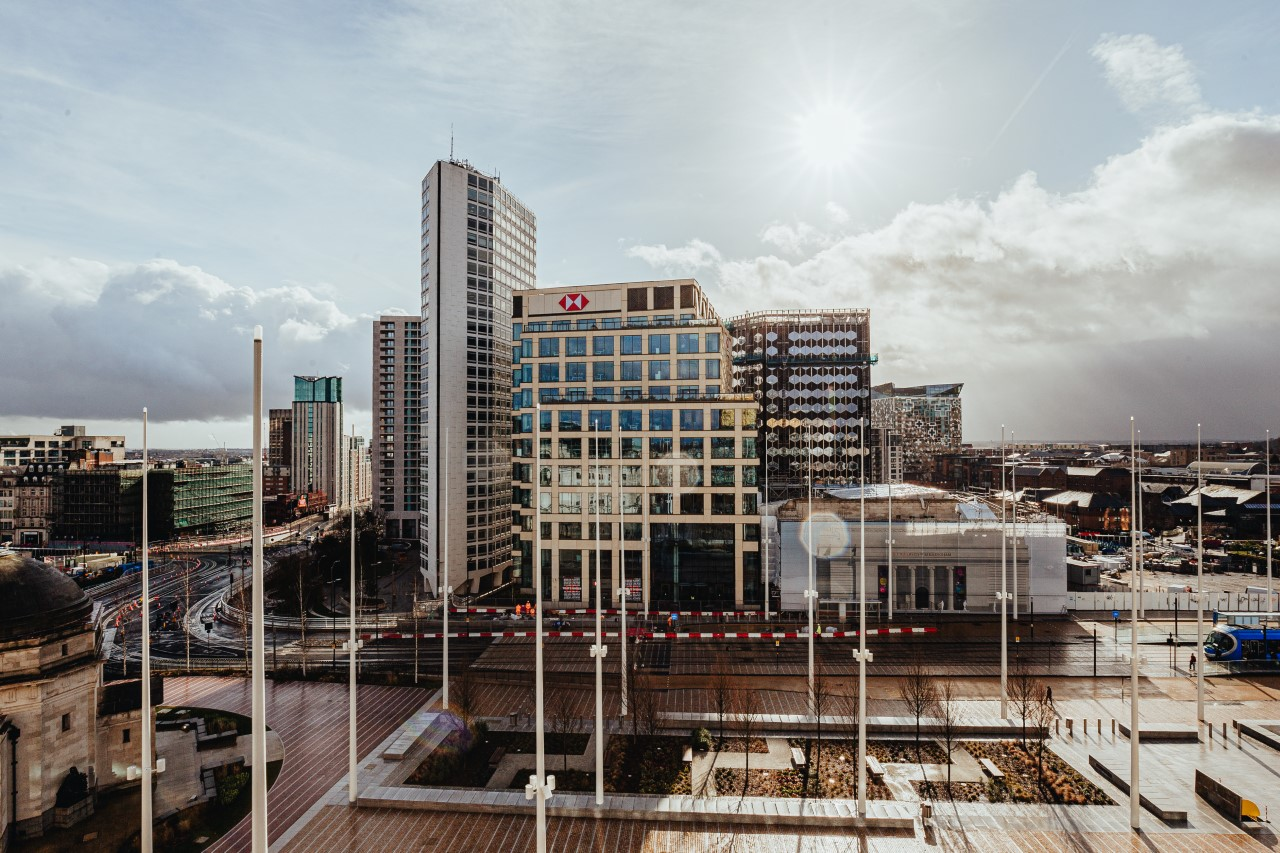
[999,425,1009,721]
[1128,416,1141,832]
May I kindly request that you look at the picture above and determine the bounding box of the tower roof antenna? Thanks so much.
[450,124,454,160]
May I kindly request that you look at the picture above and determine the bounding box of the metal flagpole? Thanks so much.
[1196,423,1205,721]
[999,425,1009,719]
[526,402,551,853]
[443,427,450,710]
[1267,428,1273,618]
[617,412,627,716]
[141,408,153,852]
[1011,431,1017,621]
[1129,416,1141,831]
[855,425,870,819]
[348,425,360,803]
[1138,430,1144,618]
[886,428,893,622]
[764,421,771,622]
[251,328,269,850]
[805,423,816,716]
[590,418,606,805]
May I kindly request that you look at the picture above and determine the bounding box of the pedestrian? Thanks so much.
[1189,651,1197,674]
[1045,684,1054,710]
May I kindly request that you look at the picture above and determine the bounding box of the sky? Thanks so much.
[1,1,1278,448]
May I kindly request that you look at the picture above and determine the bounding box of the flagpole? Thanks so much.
[141,408,153,853]
[251,327,269,850]
[1129,416,1141,831]
[528,402,550,853]
[591,416,606,805]
[1196,423,1205,721]
[999,425,1008,719]
[616,412,627,716]
[348,425,359,803]
[443,427,450,710]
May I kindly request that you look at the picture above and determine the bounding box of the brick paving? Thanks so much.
[162,676,428,852]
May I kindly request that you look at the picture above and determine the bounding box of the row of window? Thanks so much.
[521,332,721,358]
[517,409,754,433]
[529,463,757,488]
[527,359,721,384]
[534,492,757,516]
[515,436,756,460]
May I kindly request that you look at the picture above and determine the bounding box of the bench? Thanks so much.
[978,758,1005,780]
[488,747,507,769]
[791,747,806,768]
[866,756,884,778]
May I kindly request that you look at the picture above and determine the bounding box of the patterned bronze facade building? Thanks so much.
[870,382,964,483]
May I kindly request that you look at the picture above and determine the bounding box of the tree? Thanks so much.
[271,552,322,677]
[1009,659,1039,747]
[630,672,662,738]
[1030,689,1057,793]
[548,686,584,774]
[454,664,479,727]
[936,680,960,799]
[711,669,733,750]
[808,658,835,798]
[897,650,939,768]
[734,686,761,804]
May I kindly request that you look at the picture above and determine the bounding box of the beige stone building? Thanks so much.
[510,280,763,610]
[373,314,421,539]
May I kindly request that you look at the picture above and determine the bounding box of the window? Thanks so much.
[123,728,131,744]
[558,438,582,459]
[559,522,582,539]
[539,338,559,357]
[741,409,757,428]
[621,465,643,486]
[558,492,582,513]
[560,552,583,601]
[678,386,699,399]
[620,410,642,431]
[589,437,613,458]
[559,465,582,486]
[679,409,704,431]
[650,493,674,514]
[711,437,736,458]
[711,409,735,429]
[705,332,721,353]
[680,465,704,487]
[648,360,670,381]
[587,410,612,430]
[621,493,643,514]
[650,465,672,487]
[649,385,671,400]
[621,438,644,458]
[711,465,735,486]
[677,333,700,353]
[566,337,587,356]
[680,437,704,459]
[559,410,582,432]
[648,334,670,354]
[680,493,704,514]
[538,363,560,383]
[677,359,700,380]
[61,713,71,732]
[649,437,673,459]
[653,285,674,309]
[627,287,649,312]
[620,335,642,355]
[742,437,758,458]
[704,359,721,379]
[742,466,758,486]
[593,362,615,382]
[743,494,759,514]
[566,362,587,382]
[621,386,643,400]
[621,361,643,381]
[649,410,673,431]
[593,336,614,356]
[711,494,735,514]
[540,438,552,459]
[552,320,571,331]
[592,388,614,401]
[588,465,613,486]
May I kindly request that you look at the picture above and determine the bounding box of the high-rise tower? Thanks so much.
[290,375,344,508]
[420,160,536,594]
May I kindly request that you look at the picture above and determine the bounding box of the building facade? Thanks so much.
[373,315,421,539]
[871,382,964,483]
[420,160,536,595]
[511,280,762,609]
[776,485,1066,617]
[727,310,876,500]
[290,376,344,509]
[0,427,125,470]
[267,409,292,494]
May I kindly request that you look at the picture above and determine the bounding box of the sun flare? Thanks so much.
[794,101,864,169]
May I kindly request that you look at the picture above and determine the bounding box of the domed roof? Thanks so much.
[0,553,93,642]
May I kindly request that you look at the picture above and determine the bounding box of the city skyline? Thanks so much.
[3,2,1280,446]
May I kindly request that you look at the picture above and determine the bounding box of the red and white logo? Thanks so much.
[558,293,590,312]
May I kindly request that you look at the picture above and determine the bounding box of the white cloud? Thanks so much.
[0,259,368,422]
[624,239,722,273]
[1091,33,1205,118]
[629,111,1280,439]
[824,202,851,226]
[759,221,831,255]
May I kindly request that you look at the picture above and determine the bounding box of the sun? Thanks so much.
[794,101,864,170]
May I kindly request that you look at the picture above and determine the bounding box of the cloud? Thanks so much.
[624,238,722,273]
[628,110,1280,439]
[0,259,372,422]
[759,221,831,255]
[1091,33,1205,118]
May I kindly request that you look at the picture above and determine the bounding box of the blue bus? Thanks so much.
[1203,625,1280,661]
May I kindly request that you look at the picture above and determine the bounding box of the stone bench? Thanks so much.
[978,758,1005,780]
[488,747,507,769]
[866,756,884,778]
[791,747,806,768]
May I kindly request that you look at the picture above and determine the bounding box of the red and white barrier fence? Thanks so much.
[360,626,936,641]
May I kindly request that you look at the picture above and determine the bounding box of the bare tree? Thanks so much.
[808,659,835,798]
[734,686,761,803]
[711,669,733,750]
[630,672,662,738]
[936,680,959,799]
[896,651,939,768]
[548,686,584,774]
[1030,689,1056,793]
[454,664,479,728]
[1009,659,1038,747]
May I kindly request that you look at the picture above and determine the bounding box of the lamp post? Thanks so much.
[616,413,627,717]
[1000,425,1009,720]
[589,417,606,806]
[1267,427,1273,639]
[250,327,269,851]
[528,402,551,853]
[1011,430,1017,621]
[805,424,816,716]
[855,425,869,820]
[1196,423,1205,721]
[346,425,361,805]
[442,427,450,710]
[140,408,153,853]
[1129,416,1141,831]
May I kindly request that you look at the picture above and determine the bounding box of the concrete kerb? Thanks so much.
[356,785,917,830]
[660,711,1047,739]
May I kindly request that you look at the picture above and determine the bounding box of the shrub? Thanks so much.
[691,727,713,752]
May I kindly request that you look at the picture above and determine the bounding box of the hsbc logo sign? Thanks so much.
[558,293,590,312]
